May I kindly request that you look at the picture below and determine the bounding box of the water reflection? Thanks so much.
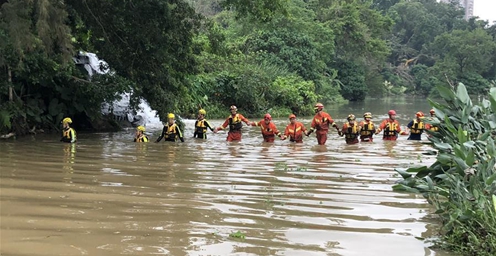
[62,143,76,172]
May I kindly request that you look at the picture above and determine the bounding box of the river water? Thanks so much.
[1,97,451,256]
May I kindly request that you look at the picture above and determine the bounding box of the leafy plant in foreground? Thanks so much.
[393,83,496,255]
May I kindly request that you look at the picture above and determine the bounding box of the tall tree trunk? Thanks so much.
[8,65,13,101]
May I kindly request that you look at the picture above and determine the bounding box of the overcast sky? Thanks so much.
[474,0,496,23]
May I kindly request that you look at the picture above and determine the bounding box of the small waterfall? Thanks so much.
[101,93,163,129]
[74,52,163,128]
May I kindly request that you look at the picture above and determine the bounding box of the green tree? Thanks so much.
[65,0,201,119]
[336,60,367,101]
[221,0,288,21]
[311,0,392,63]
[269,75,318,115]
[430,29,496,76]
[244,29,322,81]
[410,64,434,96]
[371,0,400,12]
[388,1,443,66]
[0,0,122,134]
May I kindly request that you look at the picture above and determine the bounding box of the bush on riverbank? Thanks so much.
[393,83,496,255]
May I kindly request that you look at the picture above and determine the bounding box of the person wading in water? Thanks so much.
[213,105,251,141]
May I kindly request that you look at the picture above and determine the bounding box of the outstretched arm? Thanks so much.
[214,118,229,133]
[156,127,166,142]
[176,126,184,142]
[205,120,215,132]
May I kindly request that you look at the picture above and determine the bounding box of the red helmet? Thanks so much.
[416,111,424,118]
[264,113,272,120]
[314,103,324,111]
[430,109,435,114]
[289,114,296,119]
[388,110,396,115]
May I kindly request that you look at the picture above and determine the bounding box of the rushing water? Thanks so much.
[1,97,451,256]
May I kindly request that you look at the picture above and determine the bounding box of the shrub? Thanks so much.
[393,83,496,255]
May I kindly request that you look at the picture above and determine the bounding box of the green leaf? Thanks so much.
[493,195,496,213]
[453,157,469,172]
[436,85,455,102]
[416,167,433,179]
[482,99,491,109]
[487,138,495,158]
[489,121,496,129]
[406,166,428,174]
[437,154,453,165]
[396,168,412,179]
[465,149,475,166]
[486,173,496,186]
[425,176,434,190]
[443,116,458,135]
[434,142,452,152]
[461,106,469,124]
[456,83,470,104]
[490,88,496,113]
[0,110,12,129]
[392,184,420,193]
[464,140,476,147]
[457,125,467,144]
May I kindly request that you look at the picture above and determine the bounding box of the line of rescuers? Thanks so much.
[127,103,440,145]
[61,104,439,145]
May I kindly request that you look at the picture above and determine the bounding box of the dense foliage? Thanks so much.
[394,83,496,255]
[1,0,496,135]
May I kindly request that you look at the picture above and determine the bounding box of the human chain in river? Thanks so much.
[60,103,437,144]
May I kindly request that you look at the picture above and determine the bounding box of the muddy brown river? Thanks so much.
[1,104,453,256]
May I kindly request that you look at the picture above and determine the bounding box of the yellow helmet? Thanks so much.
[167,113,175,119]
[199,109,206,115]
[137,126,145,132]
[363,112,372,118]
[62,117,72,124]
[347,114,356,121]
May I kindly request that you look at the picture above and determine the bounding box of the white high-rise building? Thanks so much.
[440,0,474,20]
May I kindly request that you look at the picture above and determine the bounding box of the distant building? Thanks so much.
[440,0,474,20]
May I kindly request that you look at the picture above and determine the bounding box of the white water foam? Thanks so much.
[75,52,163,128]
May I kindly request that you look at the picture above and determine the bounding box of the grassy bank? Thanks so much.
[393,83,496,255]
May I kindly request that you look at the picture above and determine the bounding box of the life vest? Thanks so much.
[430,126,439,132]
[312,113,332,131]
[344,122,359,139]
[360,121,375,136]
[228,114,243,132]
[165,123,179,140]
[384,121,398,136]
[62,128,76,142]
[259,121,279,138]
[195,119,209,134]
[135,135,149,142]
[287,124,303,141]
[410,119,424,134]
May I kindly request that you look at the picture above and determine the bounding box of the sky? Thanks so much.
[473,0,496,23]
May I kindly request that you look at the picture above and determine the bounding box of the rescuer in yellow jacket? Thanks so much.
[155,113,184,142]
[194,109,215,139]
[134,126,149,142]
[60,117,77,143]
